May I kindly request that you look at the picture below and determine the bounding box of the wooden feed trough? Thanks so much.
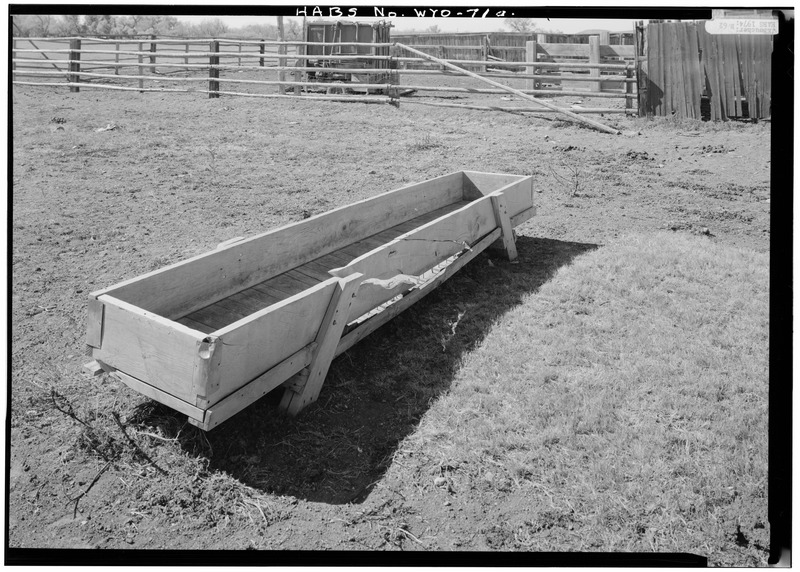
[85,171,535,430]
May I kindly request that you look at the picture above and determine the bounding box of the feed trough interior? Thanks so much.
[176,199,470,334]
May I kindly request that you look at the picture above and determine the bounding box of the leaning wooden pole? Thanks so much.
[395,42,621,135]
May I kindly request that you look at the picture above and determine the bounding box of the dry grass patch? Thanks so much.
[385,232,769,563]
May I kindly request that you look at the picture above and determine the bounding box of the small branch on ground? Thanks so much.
[111,412,168,475]
[67,458,116,518]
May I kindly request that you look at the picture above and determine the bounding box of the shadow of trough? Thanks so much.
[140,236,597,505]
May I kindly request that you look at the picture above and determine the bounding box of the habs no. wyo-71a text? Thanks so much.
[296,6,515,18]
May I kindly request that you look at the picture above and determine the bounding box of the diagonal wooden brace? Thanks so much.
[490,191,518,262]
[279,272,363,416]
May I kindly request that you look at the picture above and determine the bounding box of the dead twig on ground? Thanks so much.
[111,412,167,475]
[50,388,90,428]
[549,162,584,197]
[68,458,116,518]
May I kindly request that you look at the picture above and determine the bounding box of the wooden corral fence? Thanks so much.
[393,31,634,71]
[634,21,772,120]
[12,34,636,118]
[392,31,636,107]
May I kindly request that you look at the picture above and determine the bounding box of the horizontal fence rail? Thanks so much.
[12,35,637,115]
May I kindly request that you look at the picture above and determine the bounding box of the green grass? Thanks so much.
[384,231,769,562]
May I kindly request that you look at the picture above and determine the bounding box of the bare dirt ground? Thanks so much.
[9,83,772,563]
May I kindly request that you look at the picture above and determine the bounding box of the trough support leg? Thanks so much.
[279,272,363,416]
[490,192,518,261]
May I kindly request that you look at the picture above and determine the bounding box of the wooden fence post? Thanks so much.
[482,34,489,73]
[209,40,220,98]
[185,41,190,72]
[114,41,120,75]
[68,39,81,92]
[149,35,157,73]
[525,40,537,92]
[634,21,649,117]
[589,35,601,92]
[137,41,144,90]
[625,66,634,111]
[277,16,286,94]
[238,42,242,66]
[438,45,445,70]
[259,39,265,67]
[12,39,16,82]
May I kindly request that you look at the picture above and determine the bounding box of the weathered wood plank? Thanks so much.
[536,42,633,60]
[663,24,674,116]
[91,295,204,402]
[646,24,661,115]
[230,286,282,310]
[91,171,465,320]
[83,360,104,376]
[722,36,737,117]
[177,315,214,334]
[490,192,518,261]
[86,296,104,348]
[713,34,728,119]
[686,23,703,119]
[114,369,206,422]
[188,299,243,331]
[281,273,363,415]
[463,173,533,222]
[293,262,333,283]
[670,24,685,118]
[286,268,321,287]
[256,272,310,297]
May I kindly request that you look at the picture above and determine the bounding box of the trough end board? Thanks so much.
[86,296,105,348]
[92,295,205,403]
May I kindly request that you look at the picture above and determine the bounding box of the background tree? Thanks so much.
[284,19,303,40]
[11,15,48,36]
[197,18,229,37]
[505,18,535,33]
[53,15,84,35]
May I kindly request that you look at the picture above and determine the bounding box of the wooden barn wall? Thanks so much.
[644,21,772,119]
[391,33,487,70]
